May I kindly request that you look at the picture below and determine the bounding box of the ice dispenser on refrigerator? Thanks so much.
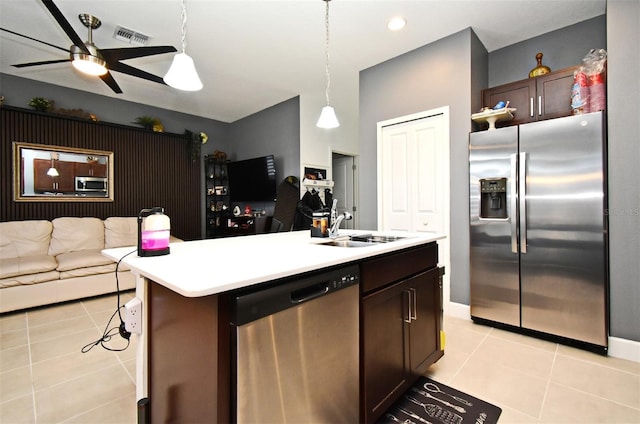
[479,178,508,219]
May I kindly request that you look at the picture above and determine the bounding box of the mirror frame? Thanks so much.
[13,141,114,202]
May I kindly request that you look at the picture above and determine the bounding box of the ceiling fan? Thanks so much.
[0,0,177,94]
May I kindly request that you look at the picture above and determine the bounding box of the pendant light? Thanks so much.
[47,153,59,177]
[164,0,203,91]
[316,0,339,129]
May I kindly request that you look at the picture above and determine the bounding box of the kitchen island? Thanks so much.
[103,229,445,423]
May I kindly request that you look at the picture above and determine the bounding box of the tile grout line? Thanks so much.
[25,312,38,423]
[448,325,493,383]
[537,342,559,421]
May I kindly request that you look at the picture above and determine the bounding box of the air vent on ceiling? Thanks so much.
[113,26,149,46]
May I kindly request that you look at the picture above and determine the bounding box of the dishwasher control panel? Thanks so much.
[232,264,360,326]
[329,269,359,291]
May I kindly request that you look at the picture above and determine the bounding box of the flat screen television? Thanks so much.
[227,155,277,202]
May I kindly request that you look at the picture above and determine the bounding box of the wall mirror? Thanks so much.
[13,142,114,202]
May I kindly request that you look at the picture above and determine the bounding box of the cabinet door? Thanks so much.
[536,67,576,120]
[362,279,411,423]
[33,158,55,192]
[407,268,442,376]
[56,161,76,192]
[482,79,535,127]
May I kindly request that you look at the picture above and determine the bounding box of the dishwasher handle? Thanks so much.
[290,283,330,304]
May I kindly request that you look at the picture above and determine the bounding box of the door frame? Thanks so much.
[330,148,358,229]
[376,106,451,313]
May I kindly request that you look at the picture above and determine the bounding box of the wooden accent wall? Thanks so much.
[1,107,201,241]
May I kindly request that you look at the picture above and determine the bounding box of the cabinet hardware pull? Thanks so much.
[410,288,417,321]
[530,97,534,117]
[403,290,412,323]
[538,95,542,116]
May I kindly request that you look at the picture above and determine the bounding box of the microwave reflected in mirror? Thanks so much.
[13,142,114,202]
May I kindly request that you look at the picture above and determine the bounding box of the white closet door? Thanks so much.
[380,113,446,236]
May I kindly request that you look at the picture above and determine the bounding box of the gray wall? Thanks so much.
[359,28,478,304]
[489,15,607,87]
[227,96,300,180]
[225,96,301,217]
[606,0,640,342]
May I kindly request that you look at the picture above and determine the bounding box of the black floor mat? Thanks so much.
[378,376,502,424]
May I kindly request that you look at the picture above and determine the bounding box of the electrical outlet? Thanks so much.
[124,297,142,334]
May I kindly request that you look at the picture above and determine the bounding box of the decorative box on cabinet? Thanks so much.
[360,243,444,424]
[481,66,578,128]
[205,155,230,238]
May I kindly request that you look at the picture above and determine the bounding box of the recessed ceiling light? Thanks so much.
[387,16,407,31]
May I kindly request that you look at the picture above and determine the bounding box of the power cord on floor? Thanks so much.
[82,249,136,353]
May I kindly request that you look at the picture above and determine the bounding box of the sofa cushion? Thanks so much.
[104,217,138,249]
[55,249,114,272]
[48,217,105,256]
[0,220,52,260]
[0,255,58,279]
[0,270,60,288]
[59,263,118,279]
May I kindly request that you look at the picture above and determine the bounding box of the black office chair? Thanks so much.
[271,176,299,232]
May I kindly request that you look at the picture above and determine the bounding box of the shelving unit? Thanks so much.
[205,155,230,238]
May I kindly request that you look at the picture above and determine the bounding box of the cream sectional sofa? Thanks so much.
[0,217,178,313]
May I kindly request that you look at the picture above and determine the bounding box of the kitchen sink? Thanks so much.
[318,234,407,247]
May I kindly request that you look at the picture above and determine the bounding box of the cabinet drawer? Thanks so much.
[360,243,438,294]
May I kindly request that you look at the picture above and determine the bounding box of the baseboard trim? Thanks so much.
[444,301,470,320]
[444,301,639,363]
[608,336,640,363]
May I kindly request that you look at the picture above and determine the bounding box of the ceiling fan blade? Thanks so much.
[0,27,70,53]
[13,59,71,68]
[99,71,123,94]
[41,0,89,53]
[108,62,167,85]
[101,46,177,62]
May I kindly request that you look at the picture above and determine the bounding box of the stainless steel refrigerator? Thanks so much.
[469,111,608,351]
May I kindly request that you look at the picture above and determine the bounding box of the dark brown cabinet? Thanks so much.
[360,243,443,423]
[33,158,75,192]
[75,162,107,177]
[482,66,578,128]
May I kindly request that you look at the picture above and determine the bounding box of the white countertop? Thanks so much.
[102,230,445,297]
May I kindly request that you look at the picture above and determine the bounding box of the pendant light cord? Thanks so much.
[180,0,188,54]
[324,0,332,106]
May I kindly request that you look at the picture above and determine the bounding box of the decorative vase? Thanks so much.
[529,52,551,78]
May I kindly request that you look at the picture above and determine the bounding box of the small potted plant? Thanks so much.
[134,115,156,130]
[29,97,51,112]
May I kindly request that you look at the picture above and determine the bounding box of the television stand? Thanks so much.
[226,215,272,237]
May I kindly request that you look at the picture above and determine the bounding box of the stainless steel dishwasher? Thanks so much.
[231,264,360,423]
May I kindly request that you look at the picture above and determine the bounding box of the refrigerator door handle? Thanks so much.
[510,153,518,253]
[519,152,528,253]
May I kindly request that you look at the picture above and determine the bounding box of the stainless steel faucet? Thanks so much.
[329,199,352,238]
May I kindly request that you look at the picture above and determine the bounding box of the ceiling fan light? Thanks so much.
[317,105,340,129]
[164,53,203,91]
[71,54,108,76]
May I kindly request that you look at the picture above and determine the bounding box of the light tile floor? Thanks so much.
[1,292,639,423]
[426,316,640,423]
